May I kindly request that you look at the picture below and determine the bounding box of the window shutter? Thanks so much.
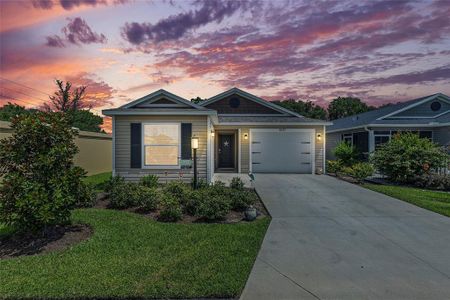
[130,123,141,168]
[181,123,192,159]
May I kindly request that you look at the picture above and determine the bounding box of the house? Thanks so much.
[102,88,331,183]
[326,93,450,160]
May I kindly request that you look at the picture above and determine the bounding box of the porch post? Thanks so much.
[368,129,375,153]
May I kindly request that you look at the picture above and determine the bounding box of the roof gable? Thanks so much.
[200,88,301,117]
[120,89,206,110]
[381,94,450,119]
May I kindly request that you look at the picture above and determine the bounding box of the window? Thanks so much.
[143,123,180,167]
[342,133,353,145]
[419,131,432,140]
[430,101,441,111]
[374,131,391,149]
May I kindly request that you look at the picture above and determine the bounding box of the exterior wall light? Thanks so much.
[191,136,199,149]
[317,133,322,141]
[211,130,215,137]
[191,136,199,189]
[243,133,249,140]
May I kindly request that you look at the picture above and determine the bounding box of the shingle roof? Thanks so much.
[327,93,449,132]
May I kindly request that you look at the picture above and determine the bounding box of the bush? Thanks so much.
[0,112,91,231]
[110,181,137,209]
[140,175,159,188]
[164,180,190,201]
[230,177,245,190]
[326,160,343,175]
[104,175,124,193]
[333,141,359,166]
[135,186,160,211]
[372,133,449,183]
[159,194,182,222]
[195,192,231,221]
[230,189,257,211]
[414,174,450,191]
[191,177,208,189]
[348,162,374,183]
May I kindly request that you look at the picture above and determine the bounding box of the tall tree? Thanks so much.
[0,103,37,121]
[327,97,373,120]
[272,99,327,120]
[45,79,87,112]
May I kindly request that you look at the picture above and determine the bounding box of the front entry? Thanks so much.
[217,132,236,171]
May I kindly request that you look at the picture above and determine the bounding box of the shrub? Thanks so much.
[348,162,374,183]
[191,177,208,189]
[104,175,124,193]
[209,181,226,195]
[372,133,449,183]
[341,166,354,176]
[159,194,182,222]
[164,180,190,201]
[195,192,231,221]
[326,160,343,175]
[140,175,159,188]
[135,186,160,211]
[230,189,257,211]
[230,177,245,190]
[110,181,137,209]
[0,112,91,231]
[333,141,359,166]
[414,174,450,191]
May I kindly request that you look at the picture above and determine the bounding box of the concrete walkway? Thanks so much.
[241,174,450,300]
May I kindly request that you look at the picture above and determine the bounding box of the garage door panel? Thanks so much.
[251,130,313,173]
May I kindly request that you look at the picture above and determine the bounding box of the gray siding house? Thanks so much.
[103,88,330,183]
[326,93,450,160]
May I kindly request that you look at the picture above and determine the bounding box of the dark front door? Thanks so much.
[218,133,235,169]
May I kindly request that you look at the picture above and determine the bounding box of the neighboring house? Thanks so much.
[103,88,330,183]
[326,93,450,160]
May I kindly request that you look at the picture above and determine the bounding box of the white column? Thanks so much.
[368,129,375,153]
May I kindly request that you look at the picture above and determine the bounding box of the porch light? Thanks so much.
[191,136,199,149]
[317,133,322,141]
[243,133,248,140]
[211,130,215,137]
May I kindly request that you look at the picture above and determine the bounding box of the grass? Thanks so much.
[0,209,270,299]
[83,171,112,191]
[363,183,450,217]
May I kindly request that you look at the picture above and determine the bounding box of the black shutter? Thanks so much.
[181,123,192,159]
[130,123,141,168]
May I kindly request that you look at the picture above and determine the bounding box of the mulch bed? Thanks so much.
[95,189,269,224]
[0,224,93,260]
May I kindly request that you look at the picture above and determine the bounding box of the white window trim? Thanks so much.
[141,122,181,169]
[342,133,353,145]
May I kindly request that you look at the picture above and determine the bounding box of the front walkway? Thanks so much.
[241,174,450,300]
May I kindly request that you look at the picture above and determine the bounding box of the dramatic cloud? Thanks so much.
[122,0,249,44]
[46,17,107,47]
[66,72,116,108]
[32,0,108,10]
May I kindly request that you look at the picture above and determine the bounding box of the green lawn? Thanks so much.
[0,209,269,299]
[363,184,450,217]
[83,171,112,191]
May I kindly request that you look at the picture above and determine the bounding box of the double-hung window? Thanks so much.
[143,123,180,167]
[342,133,353,145]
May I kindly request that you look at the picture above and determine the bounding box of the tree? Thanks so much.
[371,132,449,183]
[327,97,374,120]
[45,79,87,112]
[191,97,206,104]
[0,103,37,121]
[272,99,327,119]
[0,112,93,231]
[45,79,103,132]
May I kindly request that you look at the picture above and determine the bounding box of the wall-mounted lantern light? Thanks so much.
[211,130,215,137]
[317,133,322,141]
[191,136,199,189]
[243,133,249,140]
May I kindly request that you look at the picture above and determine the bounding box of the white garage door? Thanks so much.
[251,129,314,173]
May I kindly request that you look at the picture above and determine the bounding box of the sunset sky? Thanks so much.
[1,0,450,132]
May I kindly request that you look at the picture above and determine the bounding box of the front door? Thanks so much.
[218,133,235,169]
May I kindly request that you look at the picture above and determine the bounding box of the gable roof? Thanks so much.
[327,93,450,132]
[103,89,216,116]
[200,87,303,118]
[120,89,206,110]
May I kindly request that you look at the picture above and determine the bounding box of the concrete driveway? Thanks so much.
[241,174,450,300]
